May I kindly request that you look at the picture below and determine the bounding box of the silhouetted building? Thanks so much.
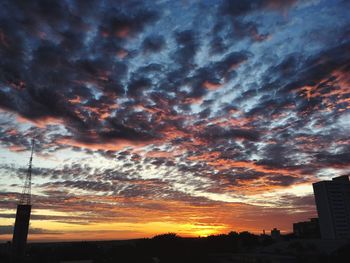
[313,175,350,240]
[271,228,281,240]
[293,218,320,238]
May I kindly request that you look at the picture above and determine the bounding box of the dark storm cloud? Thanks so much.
[0,0,350,223]
[201,125,260,142]
[0,123,67,154]
[279,42,350,94]
[220,0,297,16]
[315,147,350,167]
[172,50,250,100]
[267,174,299,186]
[127,77,152,97]
[99,6,159,39]
[0,225,15,235]
[234,20,270,42]
[216,51,251,76]
[243,40,350,126]
[41,180,114,192]
[0,225,61,235]
[1,162,94,183]
[101,117,156,142]
[173,30,200,71]
[142,35,166,53]
[0,0,162,146]
[288,194,316,207]
[0,126,30,150]
[214,0,296,43]
[209,36,227,55]
[116,179,169,198]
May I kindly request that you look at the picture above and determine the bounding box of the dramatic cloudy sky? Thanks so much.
[0,0,349,241]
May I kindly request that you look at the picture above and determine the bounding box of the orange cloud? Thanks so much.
[202,81,222,90]
[56,137,149,151]
[115,26,130,38]
[0,193,316,242]
[116,49,128,59]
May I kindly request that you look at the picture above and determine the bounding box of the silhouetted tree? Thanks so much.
[152,233,178,240]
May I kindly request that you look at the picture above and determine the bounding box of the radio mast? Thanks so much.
[12,139,35,260]
[19,139,34,205]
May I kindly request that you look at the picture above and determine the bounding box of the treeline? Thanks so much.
[1,231,350,262]
[0,231,274,263]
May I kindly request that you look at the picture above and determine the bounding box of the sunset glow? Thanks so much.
[0,0,349,242]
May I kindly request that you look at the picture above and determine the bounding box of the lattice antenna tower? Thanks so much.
[19,139,35,205]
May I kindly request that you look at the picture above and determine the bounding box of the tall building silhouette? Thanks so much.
[313,175,350,240]
[12,140,34,260]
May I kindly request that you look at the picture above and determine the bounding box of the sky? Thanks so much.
[0,0,349,242]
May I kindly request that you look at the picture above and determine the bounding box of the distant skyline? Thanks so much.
[0,0,349,241]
